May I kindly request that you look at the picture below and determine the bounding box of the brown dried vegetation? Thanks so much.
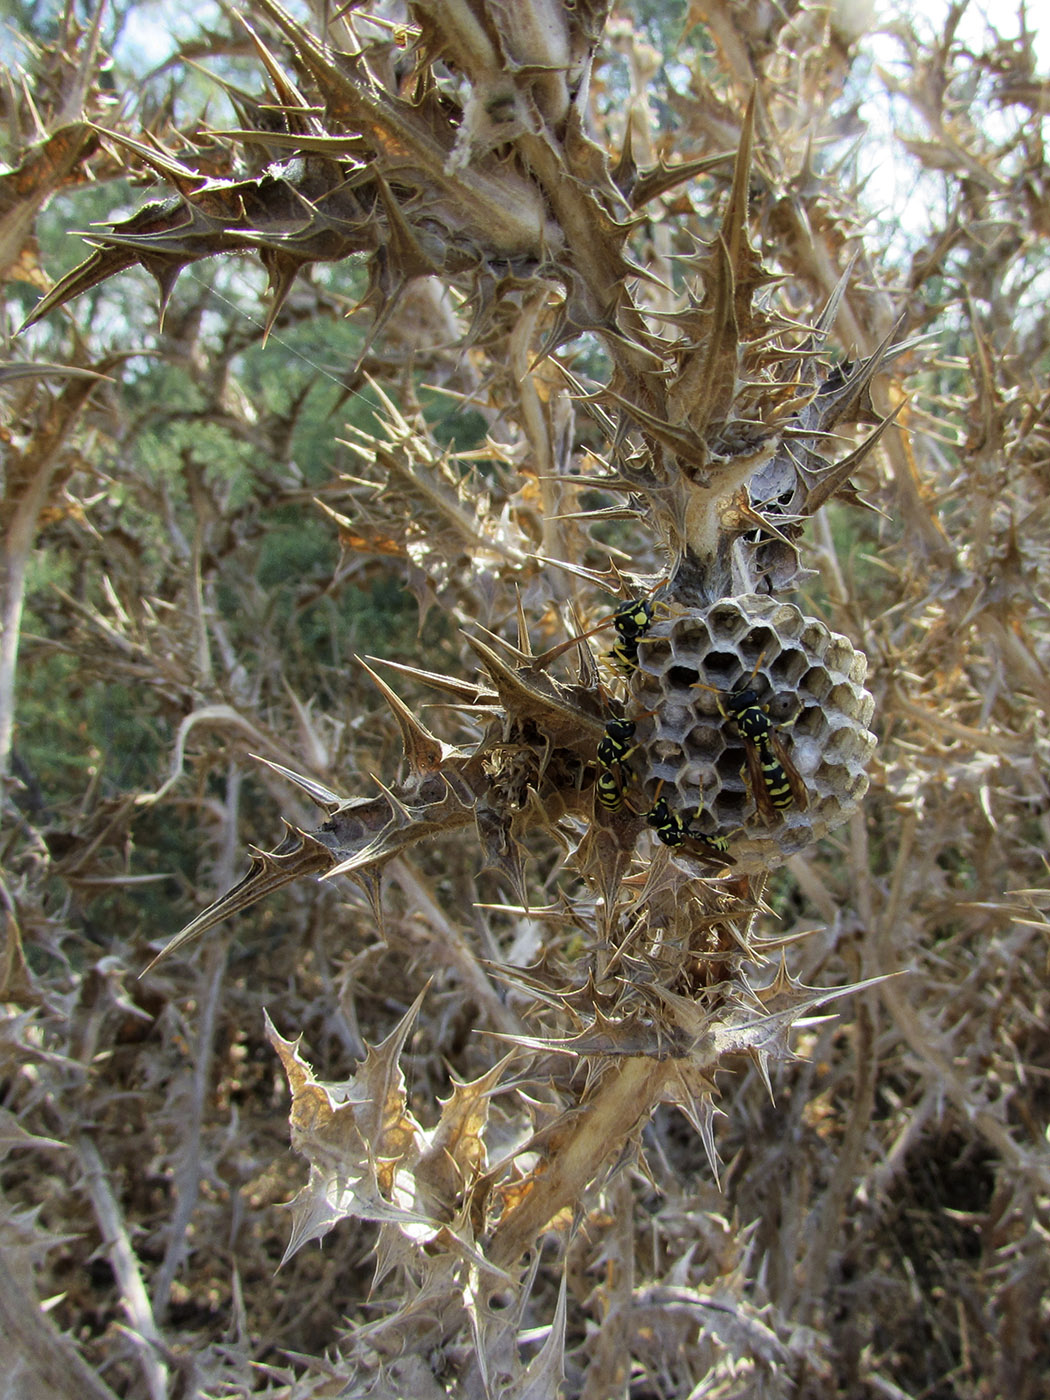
[2,2,1050,1397]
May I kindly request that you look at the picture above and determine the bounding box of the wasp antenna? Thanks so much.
[744,645,769,688]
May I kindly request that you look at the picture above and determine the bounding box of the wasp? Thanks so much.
[597,717,637,769]
[604,598,655,676]
[695,660,808,823]
[595,765,627,811]
[645,791,733,860]
[538,594,663,681]
[594,717,638,811]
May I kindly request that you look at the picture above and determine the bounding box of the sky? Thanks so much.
[106,0,1049,281]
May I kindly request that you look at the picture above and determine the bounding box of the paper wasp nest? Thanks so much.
[629,594,876,872]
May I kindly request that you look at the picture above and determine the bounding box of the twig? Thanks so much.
[76,1135,169,1400]
[152,935,229,1319]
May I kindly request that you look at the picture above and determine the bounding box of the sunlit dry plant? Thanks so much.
[5,1,1050,1397]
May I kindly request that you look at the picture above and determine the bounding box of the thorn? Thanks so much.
[356,656,445,774]
[368,772,414,822]
[364,654,495,704]
[258,248,304,344]
[249,754,345,814]
[514,588,532,657]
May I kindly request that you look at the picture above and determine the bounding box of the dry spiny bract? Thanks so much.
[628,594,876,873]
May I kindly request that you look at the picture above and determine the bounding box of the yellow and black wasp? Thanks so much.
[594,720,735,864]
[604,598,655,676]
[594,717,638,810]
[594,707,678,815]
[695,659,808,823]
[539,594,662,682]
[645,791,733,861]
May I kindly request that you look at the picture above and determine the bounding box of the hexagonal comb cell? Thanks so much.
[627,594,876,873]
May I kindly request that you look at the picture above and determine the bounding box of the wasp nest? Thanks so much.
[628,594,876,872]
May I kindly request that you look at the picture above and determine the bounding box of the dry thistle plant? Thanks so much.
[4,2,1050,1397]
